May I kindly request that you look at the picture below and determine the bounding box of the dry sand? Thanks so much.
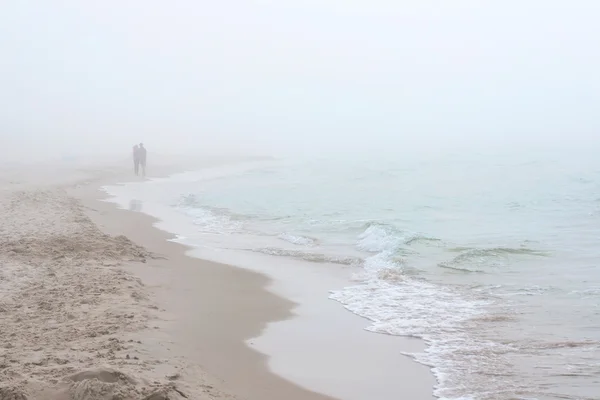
[0,186,194,400]
[0,157,338,400]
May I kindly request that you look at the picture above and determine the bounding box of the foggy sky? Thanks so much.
[1,1,599,160]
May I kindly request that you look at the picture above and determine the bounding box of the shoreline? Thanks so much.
[69,169,340,400]
[86,164,436,400]
[0,157,435,399]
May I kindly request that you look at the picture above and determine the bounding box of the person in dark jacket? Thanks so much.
[138,143,147,177]
[132,144,140,175]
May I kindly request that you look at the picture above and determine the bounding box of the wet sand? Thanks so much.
[72,180,340,400]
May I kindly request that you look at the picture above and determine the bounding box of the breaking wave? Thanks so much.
[357,222,440,253]
[252,247,362,266]
[174,193,244,234]
[439,246,548,272]
[277,233,318,246]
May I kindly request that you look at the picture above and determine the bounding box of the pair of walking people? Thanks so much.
[132,143,147,176]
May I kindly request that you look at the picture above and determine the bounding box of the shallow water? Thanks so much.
[105,150,600,400]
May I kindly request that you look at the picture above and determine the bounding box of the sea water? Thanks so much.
[104,149,600,400]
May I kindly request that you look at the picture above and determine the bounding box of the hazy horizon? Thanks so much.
[1,1,599,161]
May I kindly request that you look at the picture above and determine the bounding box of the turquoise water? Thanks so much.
[108,150,600,399]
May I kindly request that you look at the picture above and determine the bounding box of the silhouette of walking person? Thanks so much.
[138,143,147,177]
[133,144,140,175]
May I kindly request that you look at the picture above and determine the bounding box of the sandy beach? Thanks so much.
[0,157,434,400]
[4,1,598,397]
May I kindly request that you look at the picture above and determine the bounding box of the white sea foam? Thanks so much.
[330,224,496,399]
[253,247,362,266]
[277,233,318,246]
[570,287,600,297]
[356,223,406,253]
[330,271,532,399]
[357,223,439,253]
[175,194,243,234]
[329,223,600,399]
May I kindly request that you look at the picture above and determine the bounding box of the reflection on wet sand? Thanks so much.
[128,199,143,212]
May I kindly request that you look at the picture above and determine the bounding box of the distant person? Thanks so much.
[132,144,140,175]
[138,143,147,177]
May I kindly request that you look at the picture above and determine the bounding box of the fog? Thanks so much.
[1,1,599,161]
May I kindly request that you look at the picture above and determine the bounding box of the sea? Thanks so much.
[104,149,600,400]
